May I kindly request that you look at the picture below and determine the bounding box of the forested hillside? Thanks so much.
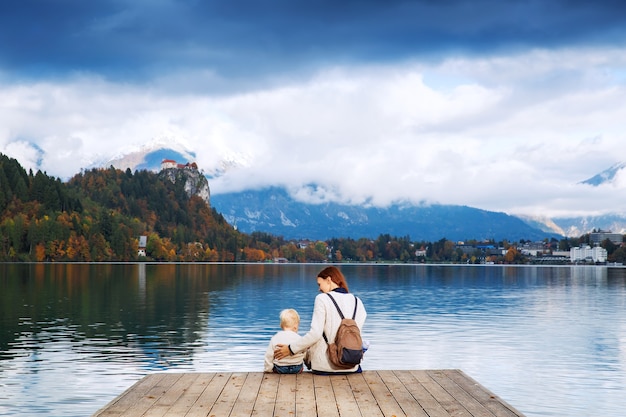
[0,153,245,261]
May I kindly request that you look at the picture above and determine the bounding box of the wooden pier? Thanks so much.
[92,369,526,417]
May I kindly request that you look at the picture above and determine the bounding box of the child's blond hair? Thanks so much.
[279,309,300,330]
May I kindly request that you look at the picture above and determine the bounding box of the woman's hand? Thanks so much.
[274,344,291,360]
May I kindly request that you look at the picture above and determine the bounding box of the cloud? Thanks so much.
[2,2,626,218]
[4,45,625,218]
[1,1,625,83]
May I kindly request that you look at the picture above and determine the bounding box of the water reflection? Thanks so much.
[0,264,625,417]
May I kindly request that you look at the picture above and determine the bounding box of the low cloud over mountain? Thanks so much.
[100,148,626,241]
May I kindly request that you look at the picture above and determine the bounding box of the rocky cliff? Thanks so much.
[159,166,211,206]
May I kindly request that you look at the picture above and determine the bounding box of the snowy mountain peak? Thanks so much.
[106,138,197,172]
[103,142,250,179]
[580,162,626,186]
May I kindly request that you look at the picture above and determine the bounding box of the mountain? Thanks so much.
[211,187,559,242]
[521,162,626,236]
[524,213,626,238]
[104,146,626,241]
[580,162,626,186]
[550,214,626,236]
[105,142,248,179]
[518,213,626,238]
[106,144,197,173]
[516,215,566,236]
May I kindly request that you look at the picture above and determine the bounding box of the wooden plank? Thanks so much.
[428,370,496,417]
[330,375,362,417]
[411,370,474,417]
[141,373,200,417]
[93,374,165,417]
[164,373,216,416]
[229,372,264,417]
[205,372,247,417]
[184,372,231,417]
[394,370,449,417]
[377,370,428,417]
[117,373,183,417]
[362,371,406,417]
[295,372,317,417]
[346,373,384,417]
[274,374,297,417]
[252,373,280,417]
[445,370,524,417]
[313,374,340,417]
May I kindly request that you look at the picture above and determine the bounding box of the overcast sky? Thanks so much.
[1,0,626,218]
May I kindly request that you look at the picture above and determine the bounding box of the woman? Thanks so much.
[274,266,367,374]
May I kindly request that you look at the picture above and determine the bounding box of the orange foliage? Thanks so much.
[35,243,46,262]
[243,247,266,262]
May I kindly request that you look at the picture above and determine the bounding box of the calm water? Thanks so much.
[1,263,625,417]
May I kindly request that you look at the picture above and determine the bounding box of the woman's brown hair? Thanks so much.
[317,266,349,292]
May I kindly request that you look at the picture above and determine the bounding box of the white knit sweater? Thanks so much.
[264,330,305,372]
[289,290,366,373]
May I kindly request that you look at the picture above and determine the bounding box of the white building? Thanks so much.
[160,159,177,170]
[570,245,607,263]
[589,231,623,246]
[138,235,147,257]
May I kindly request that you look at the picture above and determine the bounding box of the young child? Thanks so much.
[264,309,305,373]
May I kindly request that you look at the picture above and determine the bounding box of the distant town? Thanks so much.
[451,230,621,265]
[134,229,623,265]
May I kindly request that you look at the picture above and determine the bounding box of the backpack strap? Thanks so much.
[326,293,345,319]
[323,293,359,343]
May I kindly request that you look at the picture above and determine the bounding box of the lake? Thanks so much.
[1,263,625,417]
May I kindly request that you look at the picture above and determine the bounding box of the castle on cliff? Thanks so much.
[160,159,198,171]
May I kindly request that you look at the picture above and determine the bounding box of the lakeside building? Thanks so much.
[589,231,623,246]
[570,245,607,263]
[520,241,549,257]
[138,235,147,257]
